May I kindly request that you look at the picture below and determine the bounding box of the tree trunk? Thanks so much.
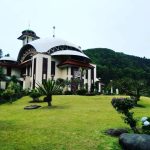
[131,126,140,134]
[136,89,140,101]
[47,95,52,106]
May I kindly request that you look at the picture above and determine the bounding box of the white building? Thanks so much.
[0,29,98,92]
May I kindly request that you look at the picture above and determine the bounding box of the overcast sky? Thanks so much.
[1,0,150,59]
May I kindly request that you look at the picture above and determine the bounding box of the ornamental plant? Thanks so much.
[29,89,41,102]
[141,117,150,134]
[2,89,15,103]
[111,97,139,133]
[37,79,64,106]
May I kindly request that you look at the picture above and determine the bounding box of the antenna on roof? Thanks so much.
[28,20,31,30]
[53,26,55,38]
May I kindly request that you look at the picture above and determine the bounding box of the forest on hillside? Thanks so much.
[84,48,150,85]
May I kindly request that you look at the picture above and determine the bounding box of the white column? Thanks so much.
[116,88,119,95]
[35,55,43,87]
[88,69,91,92]
[47,56,51,80]
[98,82,101,93]
[31,58,34,89]
[111,86,113,94]
[29,66,31,76]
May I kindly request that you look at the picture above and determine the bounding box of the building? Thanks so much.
[0,29,99,92]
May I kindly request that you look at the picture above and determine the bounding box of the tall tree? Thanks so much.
[113,78,146,101]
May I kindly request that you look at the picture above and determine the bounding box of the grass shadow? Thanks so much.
[41,105,70,110]
[135,104,145,108]
[29,100,44,103]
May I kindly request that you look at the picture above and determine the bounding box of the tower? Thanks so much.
[17,29,40,46]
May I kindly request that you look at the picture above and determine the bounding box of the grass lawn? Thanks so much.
[0,95,150,150]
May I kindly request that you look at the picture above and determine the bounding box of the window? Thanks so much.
[43,58,48,74]
[33,58,36,89]
[21,67,26,77]
[86,70,88,79]
[27,66,30,76]
[91,68,94,80]
[42,58,48,81]
[51,61,55,76]
[33,58,36,77]
[7,67,11,76]
[71,67,78,76]
[67,67,68,75]
[27,37,29,43]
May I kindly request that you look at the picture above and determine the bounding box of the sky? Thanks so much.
[1,0,150,59]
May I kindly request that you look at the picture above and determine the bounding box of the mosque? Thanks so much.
[0,29,99,92]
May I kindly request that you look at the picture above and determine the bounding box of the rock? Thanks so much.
[24,105,41,110]
[105,128,128,137]
[119,133,150,150]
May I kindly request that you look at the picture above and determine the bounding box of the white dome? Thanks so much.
[18,37,90,62]
[27,37,81,53]
[51,50,89,58]
[0,56,16,61]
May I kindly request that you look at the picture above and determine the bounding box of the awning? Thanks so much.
[57,59,94,69]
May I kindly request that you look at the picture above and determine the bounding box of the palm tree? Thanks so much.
[37,79,63,106]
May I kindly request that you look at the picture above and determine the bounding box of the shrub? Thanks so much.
[7,81,22,93]
[29,89,41,102]
[76,89,87,95]
[64,91,73,95]
[86,92,96,96]
[141,117,150,134]
[1,89,15,103]
[53,89,63,95]
[111,97,139,133]
[22,88,30,96]
[111,98,135,113]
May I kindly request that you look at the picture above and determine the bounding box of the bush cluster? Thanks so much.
[29,89,41,99]
[76,89,87,95]
[64,91,73,95]
[141,117,150,134]
[111,98,135,113]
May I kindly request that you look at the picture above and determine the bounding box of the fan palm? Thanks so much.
[37,79,63,106]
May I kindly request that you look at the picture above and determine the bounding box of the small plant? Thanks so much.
[29,89,41,102]
[111,97,139,133]
[22,88,30,96]
[141,117,150,134]
[2,89,15,103]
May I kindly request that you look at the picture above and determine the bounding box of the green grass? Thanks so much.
[0,95,150,150]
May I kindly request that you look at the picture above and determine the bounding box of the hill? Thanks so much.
[84,48,150,84]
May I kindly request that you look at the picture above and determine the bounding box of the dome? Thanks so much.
[27,37,81,53]
[22,29,36,36]
[18,37,89,62]
[18,29,40,40]
[51,50,89,58]
[0,56,17,62]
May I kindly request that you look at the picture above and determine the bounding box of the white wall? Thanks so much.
[0,81,6,90]
[11,68,20,77]
[31,53,51,88]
